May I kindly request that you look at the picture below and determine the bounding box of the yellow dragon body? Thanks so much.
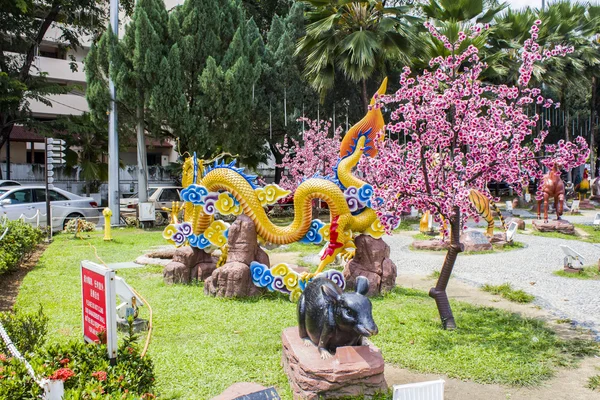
[163,80,390,300]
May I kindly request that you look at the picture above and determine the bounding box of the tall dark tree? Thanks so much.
[86,0,169,202]
[152,0,264,163]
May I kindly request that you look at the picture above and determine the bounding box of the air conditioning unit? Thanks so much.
[393,379,445,400]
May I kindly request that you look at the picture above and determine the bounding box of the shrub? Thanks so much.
[0,311,156,399]
[482,283,535,303]
[63,219,97,233]
[0,220,43,275]
[0,306,48,355]
[125,216,139,228]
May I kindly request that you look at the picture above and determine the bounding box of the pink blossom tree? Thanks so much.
[360,21,589,329]
[276,118,343,191]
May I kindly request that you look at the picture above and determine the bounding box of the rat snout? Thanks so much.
[356,322,378,337]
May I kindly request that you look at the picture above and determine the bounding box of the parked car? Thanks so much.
[0,186,101,231]
[0,180,21,187]
[120,186,182,225]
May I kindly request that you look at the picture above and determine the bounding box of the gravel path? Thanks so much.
[384,230,600,338]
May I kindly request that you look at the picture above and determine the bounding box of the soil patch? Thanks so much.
[0,244,47,312]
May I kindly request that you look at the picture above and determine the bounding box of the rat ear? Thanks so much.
[355,276,369,296]
[321,285,341,303]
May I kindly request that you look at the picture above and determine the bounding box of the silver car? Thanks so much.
[0,186,101,231]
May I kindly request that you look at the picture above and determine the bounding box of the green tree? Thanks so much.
[0,0,133,178]
[296,0,417,112]
[86,0,169,202]
[153,0,263,163]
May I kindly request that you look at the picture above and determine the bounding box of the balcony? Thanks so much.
[5,52,85,83]
[30,93,89,117]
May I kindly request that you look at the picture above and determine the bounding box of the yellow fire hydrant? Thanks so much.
[103,208,112,241]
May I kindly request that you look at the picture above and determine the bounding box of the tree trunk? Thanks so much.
[591,76,597,180]
[361,79,369,114]
[137,104,149,203]
[268,141,284,184]
[561,103,573,182]
[429,206,463,330]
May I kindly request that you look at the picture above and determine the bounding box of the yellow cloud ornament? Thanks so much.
[215,192,242,215]
[204,220,229,247]
[255,184,291,207]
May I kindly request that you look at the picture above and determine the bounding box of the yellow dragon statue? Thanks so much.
[163,79,391,300]
[164,78,508,300]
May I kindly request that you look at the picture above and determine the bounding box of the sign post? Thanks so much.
[81,261,117,363]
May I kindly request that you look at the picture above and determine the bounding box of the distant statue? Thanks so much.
[575,168,590,200]
[537,163,565,222]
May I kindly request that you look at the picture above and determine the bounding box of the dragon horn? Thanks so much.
[369,77,388,106]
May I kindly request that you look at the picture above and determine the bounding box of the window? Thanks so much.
[34,189,69,203]
[158,189,180,202]
[147,153,161,166]
[5,189,32,204]
[26,151,45,164]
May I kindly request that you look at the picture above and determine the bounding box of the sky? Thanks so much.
[506,0,600,9]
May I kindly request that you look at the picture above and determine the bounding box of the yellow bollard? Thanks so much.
[103,208,113,241]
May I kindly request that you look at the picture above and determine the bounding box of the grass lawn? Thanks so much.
[481,283,535,303]
[553,266,600,280]
[14,229,599,398]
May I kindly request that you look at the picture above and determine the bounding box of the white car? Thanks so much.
[0,186,101,231]
[120,186,182,225]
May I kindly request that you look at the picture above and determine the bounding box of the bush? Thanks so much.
[0,220,43,275]
[0,306,48,355]
[63,219,97,233]
[0,310,156,399]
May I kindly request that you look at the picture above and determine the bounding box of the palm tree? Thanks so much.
[296,0,418,112]
[409,0,509,80]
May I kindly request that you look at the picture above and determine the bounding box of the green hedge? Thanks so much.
[0,220,44,276]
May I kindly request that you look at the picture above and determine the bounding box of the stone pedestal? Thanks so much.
[506,217,526,230]
[412,240,449,251]
[343,235,397,296]
[532,219,575,235]
[579,199,596,210]
[460,231,492,252]
[281,327,387,399]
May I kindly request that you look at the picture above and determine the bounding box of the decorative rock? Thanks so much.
[226,215,258,265]
[412,240,449,251]
[135,255,171,267]
[506,217,526,230]
[281,327,387,399]
[532,219,575,235]
[193,254,219,281]
[343,235,397,296]
[163,261,190,284]
[173,246,204,267]
[254,246,270,268]
[204,262,263,298]
[460,231,492,252]
[144,247,176,259]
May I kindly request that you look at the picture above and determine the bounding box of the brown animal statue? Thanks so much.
[537,163,565,222]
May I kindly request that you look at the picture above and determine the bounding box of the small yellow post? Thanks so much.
[103,208,113,241]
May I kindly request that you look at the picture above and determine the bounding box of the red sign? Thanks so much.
[82,267,107,343]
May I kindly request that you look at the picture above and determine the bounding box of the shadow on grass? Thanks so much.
[371,287,598,386]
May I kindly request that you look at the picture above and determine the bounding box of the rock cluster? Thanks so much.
[506,217,526,230]
[459,231,493,252]
[281,327,387,399]
[163,247,218,284]
[204,215,269,298]
[342,235,397,297]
